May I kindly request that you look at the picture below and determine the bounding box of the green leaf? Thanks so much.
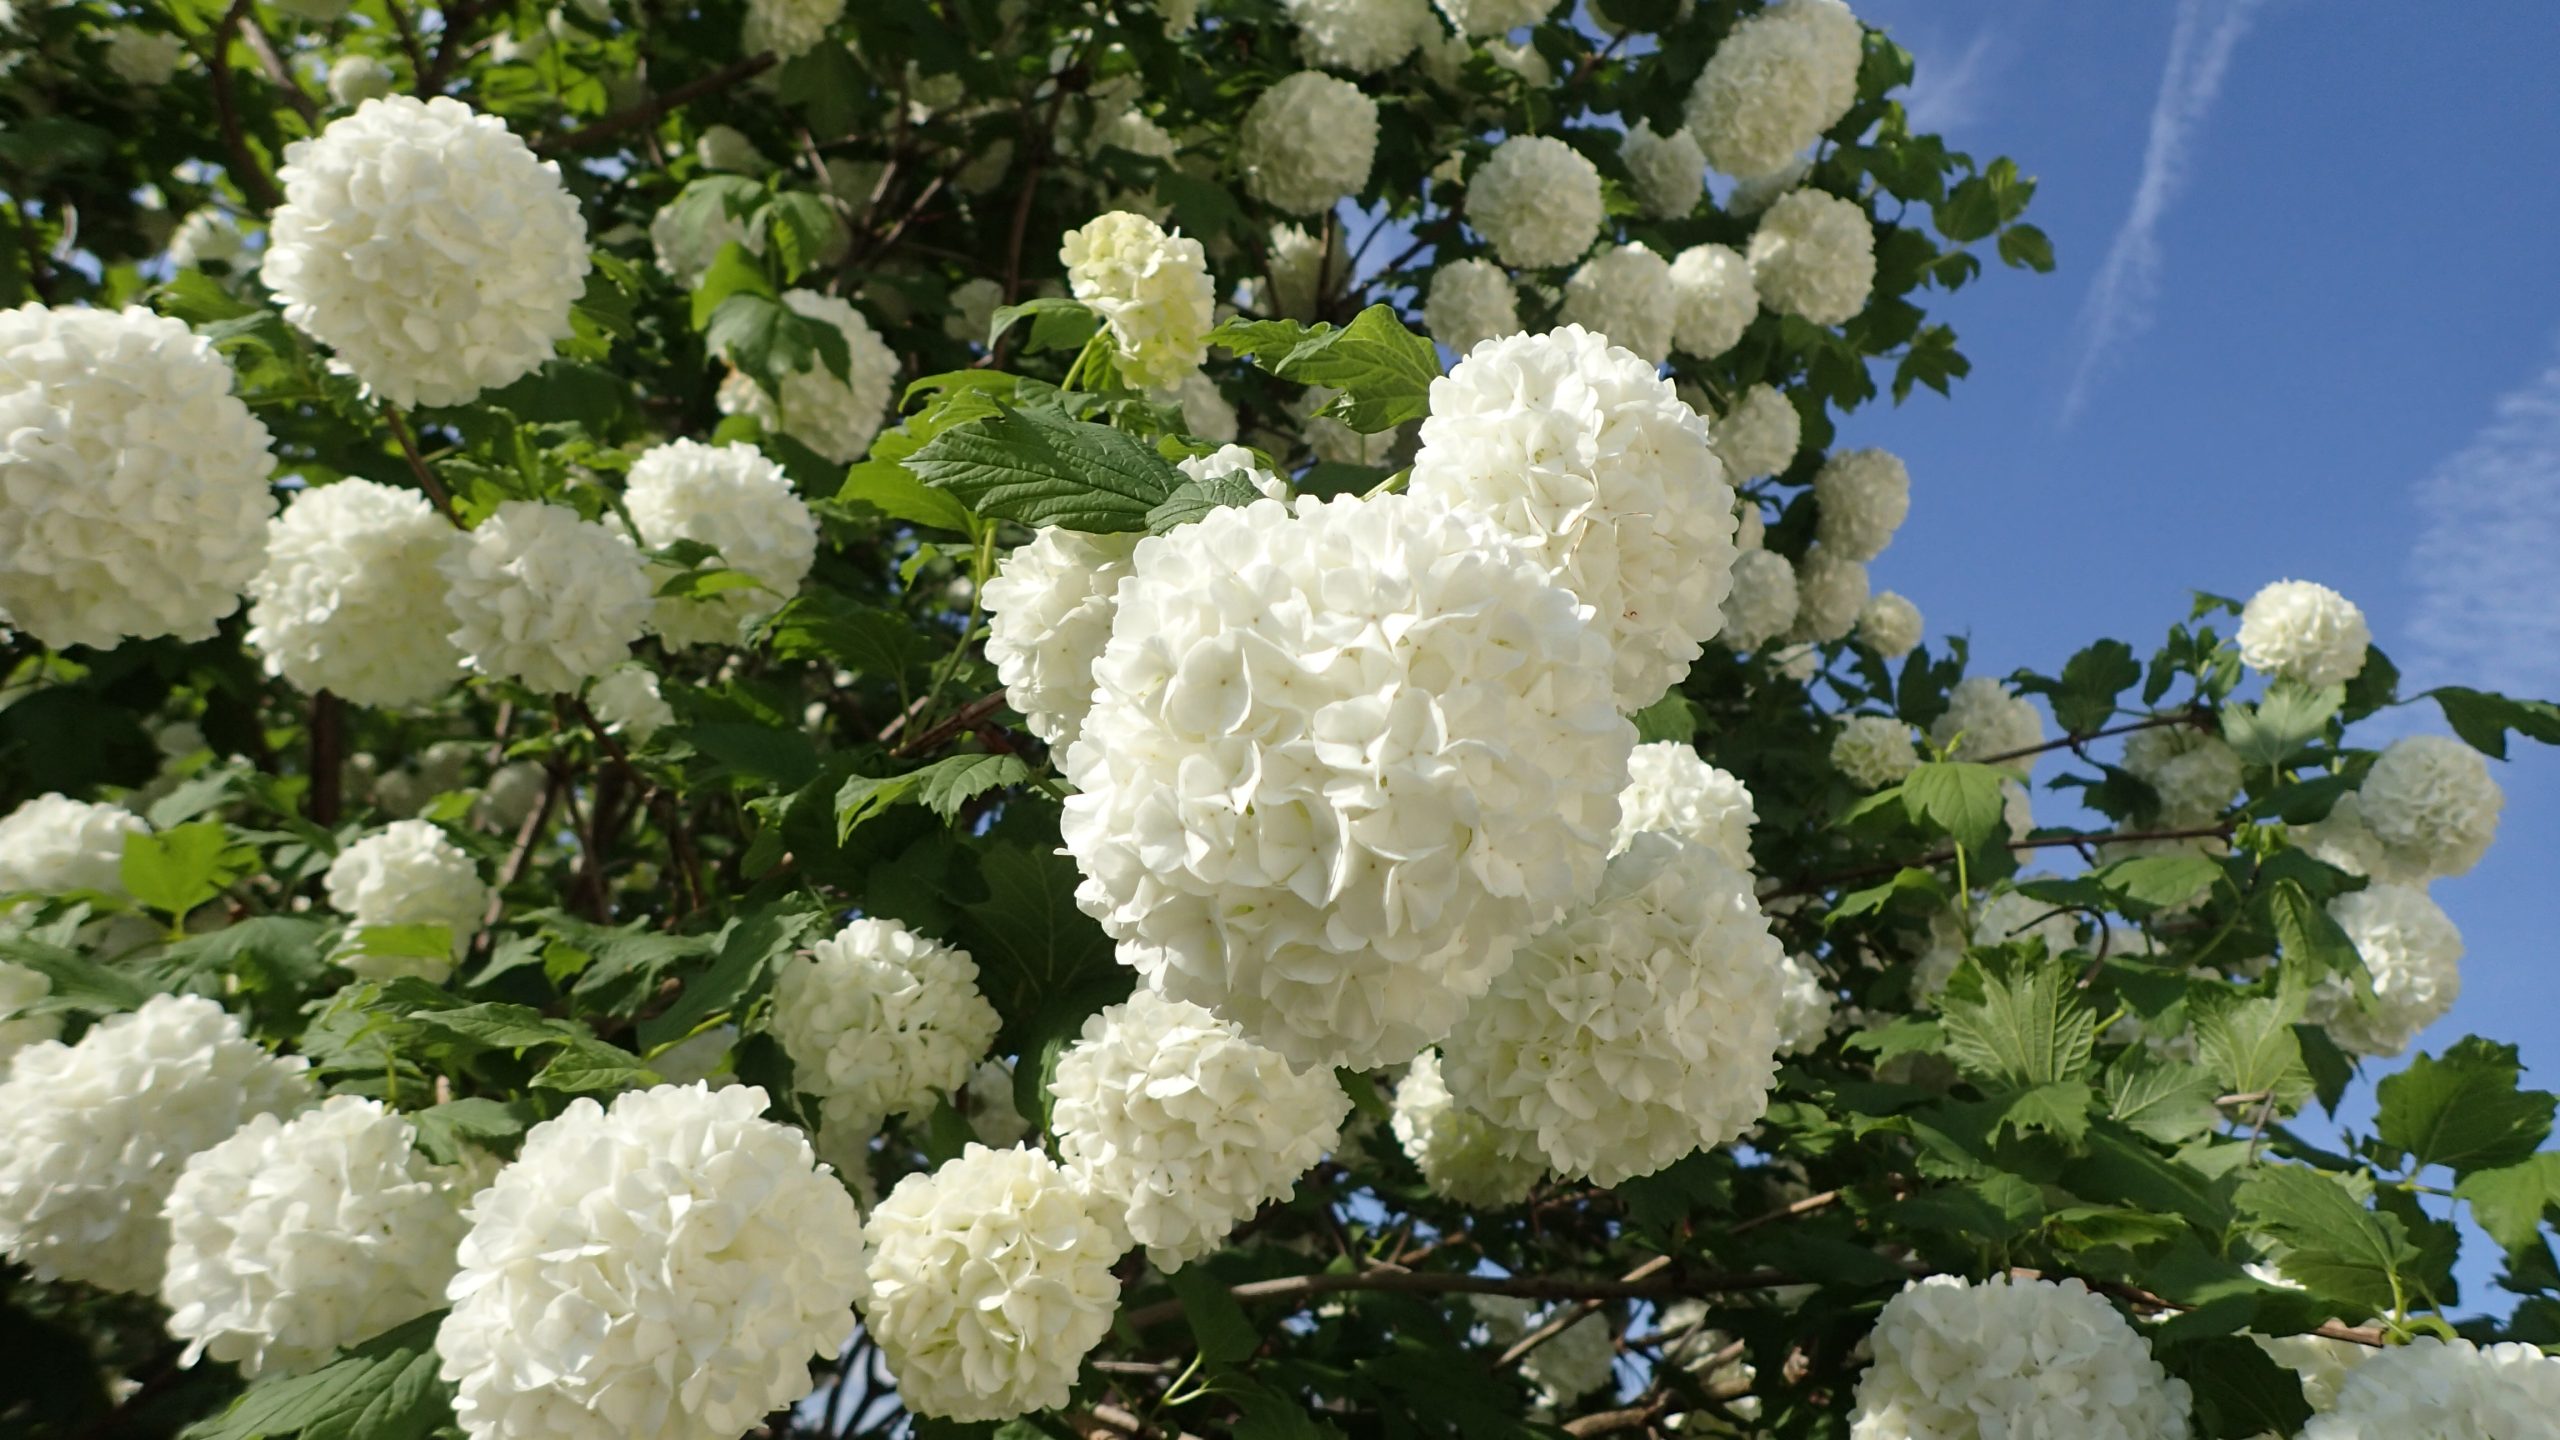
[531,1039,662,1094]
[639,902,827,1051]
[1940,960,2097,1089]
[1165,1265,1259,1364]
[409,1001,575,1052]
[120,822,253,920]
[182,1311,451,1440]
[1207,305,1440,432]
[689,240,776,331]
[2165,1335,2313,1440]
[763,594,928,681]
[985,296,1098,353]
[2264,878,2363,984]
[1629,693,1701,745]
[2235,1167,2419,1317]
[1146,470,1267,533]
[841,459,978,533]
[951,806,1131,1059]
[836,770,927,842]
[1901,761,2010,849]
[2374,1037,2556,1176]
[763,192,842,284]
[2222,681,2344,768]
[2104,1053,2224,1144]
[409,1097,537,1166]
[913,753,1032,822]
[2426,685,2560,760]
[705,292,840,398]
[2094,853,2225,914]
[0,935,151,1013]
[1997,1080,2093,1143]
[1995,222,2057,273]
[905,404,1184,533]
[2196,995,2314,1115]
[2454,1153,2560,1251]
[2051,640,2141,734]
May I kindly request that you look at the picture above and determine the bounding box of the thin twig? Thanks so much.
[535,53,779,154]
[380,403,460,523]
[203,0,284,212]
[1562,1391,1672,1439]
[2007,1267,2386,1347]
[1729,1188,1842,1235]
[1976,710,2206,768]
[1121,1264,1788,1332]
[1494,1255,1662,1371]
[1764,826,2233,900]
[889,690,1010,760]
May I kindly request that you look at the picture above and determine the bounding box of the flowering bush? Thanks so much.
[1,3,2555,1439]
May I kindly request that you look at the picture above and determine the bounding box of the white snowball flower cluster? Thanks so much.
[1051,989,1350,1269]
[2121,725,2244,825]
[1832,714,1919,789]
[0,792,149,904]
[162,1096,464,1378]
[1254,221,1350,322]
[440,500,653,695]
[1558,243,1677,364]
[692,124,766,175]
[769,918,1001,1138]
[168,209,247,271]
[1062,211,1216,393]
[1442,832,1785,1186]
[715,289,899,463]
[859,1143,1122,1422]
[1240,72,1379,215]
[1684,0,1865,178]
[1720,549,1799,651]
[622,439,818,649]
[1165,370,1240,442]
[326,54,395,108]
[1470,137,1604,269]
[0,961,57,1065]
[1526,1310,1619,1409]
[1734,496,1767,550]
[1062,493,1632,1071]
[1848,1275,2193,1440]
[960,1059,1032,1147]
[1177,443,1290,498]
[0,304,277,649]
[246,479,465,708]
[1424,258,1521,355]
[1749,188,1875,325]
[1285,0,1430,72]
[1857,591,1923,657]
[1713,382,1799,477]
[1790,543,1869,643]
[1811,448,1910,561]
[742,0,845,58]
[1669,243,1758,359]
[438,1084,868,1440]
[589,665,674,743]
[104,28,187,86]
[1613,741,1756,871]
[1622,122,1707,219]
[1433,0,1549,36]
[648,191,756,288]
[323,820,487,979]
[1930,676,2044,773]
[1730,156,1814,216]
[0,995,312,1293]
[1772,952,1837,1055]
[982,528,1139,755]
[2312,883,2462,1057]
[2357,733,2501,879]
[2239,1263,2366,1415]
[2236,579,2369,688]
[946,276,1005,345]
[1974,887,2078,957]
[264,97,588,407]
[2300,1336,2560,1440]
[1389,1049,1546,1208]
[1410,325,1737,709]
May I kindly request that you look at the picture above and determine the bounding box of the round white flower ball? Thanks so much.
[1749,188,1875,325]
[2236,579,2369,689]
[1772,952,1836,1055]
[324,820,487,979]
[693,123,767,174]
[2121,725,2244,825]
[1286,0,1430,72]
[162,1095,465,1377]
[1790,542,1869,643]
[1389,1049,1546,1208]
[859,1143,1122,1422]
[264,97,587,408]
[1240,72,1379,215]
[946,276,1005,345]
[438,1084,868,1440]
[1735,495,1767,550]
[0,792,149,904]
[1433,0,1551,37]
[1668,243,1760,360]
[168,210,247,271]
[1857,590,1923,658]
[743,0,846,58]
[1974,887,2078,957]
[1713,382,1800,478]
[1424,258,1522,355]
[1469,137,1604,270]
[982,527,1141,755]
[1812,447,1909,561]
[1832,714,1919,789]
[326,54,395,108]
[1062,211,1215,393]
[589,664,674,743]
[0,304,277,649]
[1522,1307,1618,1409]
[1719,549,1799,651]
[2003,778,2035,841]
[715,289,898,463]
[1558,243,1677,365]
[103,28,187,86]
[1161,370,1241,443]
[440,500,653,695]
[246,478,465,708]
[1252,221,1350,322]
[960,1059,1032,1148]
[2291,791,2395,882]
[0,961,60,1067]
[1848,1275,2192,1440]
[1614,741,1755,871]
[770,918,1001,1138]
[2301,1336,2560,1440]
[623,439,818,649]
[1622,122,1707,219]
[0,994,313,1293]
[1684,0,1865,178]
[1443,832,1784,1186]
[1729,157,1815,217]
[1051,989,1350,1269]
[649,191,756,288]
[1410,325,1737,710]
[2312,883,2462,1058]
[1929,676,2044,773]
[1061,493,1632,1071]
[2357,734,2501,879]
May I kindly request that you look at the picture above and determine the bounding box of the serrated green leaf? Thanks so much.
[841,459,978,533]
[986,296,1097,353]
[836,769,926,842]
[0,935,152,1012]
[2196,994,2313,1114]
[689,240,775,331]
[1207,305,1439,432]
[1940,961,2097,1089]
[1997,1080,2093,1143]
[1166,1265,1260,1364]
[2265,878,2363,984]
[2166,1334,2313,1440]
[121,821,253,921]
[762,593,928,681]
[764,191,841,284]
[1901,761,2009,849]
[914,753,1031,821]
[1146,470,1266,532]
[2094,853,2225,914]
[1629,693,1701,744]
[638,902,827,1051]
[2454,1153,2560,1251]
[409,1001,575,1052]
[2235,1167,2418,1317]
[2222,681,2344,768]
[182,1311,451,1440]
[531,1039,661,1094]
[906,404,1183,533]
[2374,1037,2556,1177]
[2104,1053,2224,1143]
[2425,685,2560,760]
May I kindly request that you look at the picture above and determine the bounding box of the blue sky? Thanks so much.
[1844,0,2560,1305]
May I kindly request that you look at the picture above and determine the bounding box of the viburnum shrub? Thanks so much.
[4,1,2560,1438]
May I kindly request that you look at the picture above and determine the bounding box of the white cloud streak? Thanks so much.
[1900,31,1998,136]
[2061,0,2266,422]
[2400,342,2560,702]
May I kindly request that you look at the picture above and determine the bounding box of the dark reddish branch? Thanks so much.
[307,692,343,826]
[381,404,461,523]
[536,54,780,155]
[205,0,283,212]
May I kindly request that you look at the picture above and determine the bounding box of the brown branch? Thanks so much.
[576,700,704,920]
[535,53,779,155]
[203,0,284,212]
[1494,1255,1661,1371]
[1975,709,2206,768]
[380,0,430,90]
[2007,1267,2386,1348]
[889,689,1011,760]
[1729,1188,1842,1235]
[380,403,461,523]
[1764,825,2234,900]
[1121,1264,1788,1332]
[1562,1391,1673,1439]
[239,14,319,125]
[422,0,484,93]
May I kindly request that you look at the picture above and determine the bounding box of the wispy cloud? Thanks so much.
[2061,0,2267,422]
[1901,31,1999,136]
[2400,342,2560,702]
